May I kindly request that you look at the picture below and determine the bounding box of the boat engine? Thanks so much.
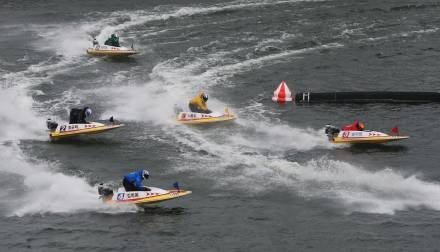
[325,124,340,136]
[46,118,58,131]
[98,183,114,199]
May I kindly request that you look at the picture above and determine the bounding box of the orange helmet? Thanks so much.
[358,122,365,130]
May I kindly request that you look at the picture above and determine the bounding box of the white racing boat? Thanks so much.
[325,125,409,144]
[86,44,139,56]
[98,184,192,208]
[176,107,236,125]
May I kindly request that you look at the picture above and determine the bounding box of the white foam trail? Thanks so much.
[254,32,300,51]
[276,158,440,214]
[232,119,333,151]
[0,143,136,216]
[92,0,327,43]
[358,27,440,43]
[149,42,344,90]
[173,130,440,214]
[198,43,344,84]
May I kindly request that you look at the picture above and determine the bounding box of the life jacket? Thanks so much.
[189,92,208,111]
[104,38,112,46]
[69,108,83,124]
[342,121,365,131]
[104,36,120,47]
[113,37,120,47]
[69,108,88,124]
[123,170,145,189]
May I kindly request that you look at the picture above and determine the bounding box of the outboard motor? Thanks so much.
[46,118,58,131]
[325,124,340,136]
[98,183,114,199]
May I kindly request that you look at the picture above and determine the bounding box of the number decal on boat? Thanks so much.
[127,192,139,198]
[117,193,125,200]
[342,132,349,138]
[59,125,67,131]
[351,132,362,137]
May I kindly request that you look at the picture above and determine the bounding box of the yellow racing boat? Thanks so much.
[98,184,192,208]
[176,107,236,125]
[87,45,138,56]
[48,121,123,139]
[325,125,409,144]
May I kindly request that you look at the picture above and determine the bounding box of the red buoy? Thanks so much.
[272,81,293,103]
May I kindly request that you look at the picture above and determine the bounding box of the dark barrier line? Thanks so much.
[294,92,440,103]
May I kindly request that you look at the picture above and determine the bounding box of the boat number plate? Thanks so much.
[117,193,125,200]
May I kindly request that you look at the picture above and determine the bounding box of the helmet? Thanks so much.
[84,107,92,118]
[201,92,208,102]
[358,122,365,130]
[142,170,149,180]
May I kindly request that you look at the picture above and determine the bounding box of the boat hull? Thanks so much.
[331,135,409,144]
[105,188,192,207]
[86,45,138,56]
[49,123,123,139]
[176,109,236,125]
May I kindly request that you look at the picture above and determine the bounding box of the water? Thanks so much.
[2,0,440,250]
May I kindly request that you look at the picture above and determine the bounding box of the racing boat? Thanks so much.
[86,44,139,56]
[325,125,409,144]
[47,118,123,139]
[176,107,236,125]
[98,184,192,208]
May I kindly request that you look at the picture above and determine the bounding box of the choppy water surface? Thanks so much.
[1,0,440,250]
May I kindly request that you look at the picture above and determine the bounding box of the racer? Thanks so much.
[189,91,212,114]
[104,34,120,47]
[92,37,99,47]
[69,107,92,124]
[122,170,150,191]
[342,120,365,131]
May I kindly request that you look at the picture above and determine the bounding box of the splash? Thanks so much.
[277,158,440,214]
[36,24,93,58]
[0,87,46,142]
[0,143,136,216]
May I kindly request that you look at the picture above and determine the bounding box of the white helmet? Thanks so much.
[202,92,208,102]
[85,107,92,118]
[142,170,150,180]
